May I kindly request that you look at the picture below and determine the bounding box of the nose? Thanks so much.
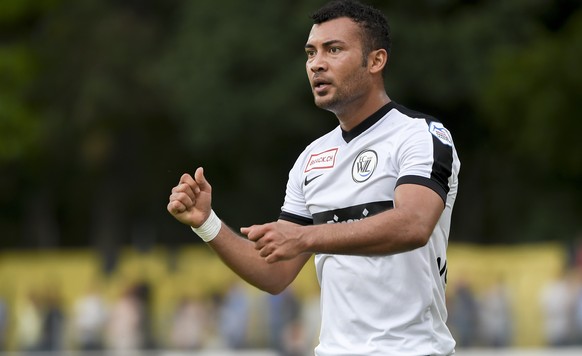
[308,53,327,73]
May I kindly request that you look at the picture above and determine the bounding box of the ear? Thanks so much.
[368,49,389,74]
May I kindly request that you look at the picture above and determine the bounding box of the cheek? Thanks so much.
[339,63,367,87]
[337,57,365,79]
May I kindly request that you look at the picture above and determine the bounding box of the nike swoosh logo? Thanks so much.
[304,174,323,186]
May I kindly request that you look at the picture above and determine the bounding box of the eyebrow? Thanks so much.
[304,39,347,49]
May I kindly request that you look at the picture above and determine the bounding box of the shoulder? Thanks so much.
[390,102,437,122]
[389,103,455,147]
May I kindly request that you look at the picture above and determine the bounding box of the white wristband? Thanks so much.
[191,210,221,243]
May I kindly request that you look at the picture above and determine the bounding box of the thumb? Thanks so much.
[194,167,211,192]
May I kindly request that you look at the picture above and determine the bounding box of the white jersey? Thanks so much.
[279,102,460,356]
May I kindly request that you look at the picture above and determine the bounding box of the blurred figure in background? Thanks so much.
[219,281,250,349]
[168,295,209,350]
[105,284,143,354]
[38,287,65,351]
[266,287,305,356]
[0,293,8,351]
[73,282,109,351]
[540,268,577,346]
[133,280,156,350]
[447,279,478,348]
[575,273,582,344]
[479,278,513,347]
[15,290,43,353]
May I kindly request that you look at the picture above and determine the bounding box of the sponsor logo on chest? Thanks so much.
[304,148,338,172]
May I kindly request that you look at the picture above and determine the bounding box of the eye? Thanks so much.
[329,47,341,54]
[306,49,316,58]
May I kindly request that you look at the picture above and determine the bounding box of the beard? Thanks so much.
[312,65,369,115]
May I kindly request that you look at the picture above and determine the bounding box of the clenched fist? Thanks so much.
[167,167,212,228]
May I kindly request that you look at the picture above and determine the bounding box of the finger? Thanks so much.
[264,249,283,264]
[172,182,196,200]
[259,247,269,258]
[265,254,278,264]
[241,227,260,249]
[167,200,187,215]
[179,173,200,195]
[169,191,194,208]
[194,167,211,193]
[253,236,266,251]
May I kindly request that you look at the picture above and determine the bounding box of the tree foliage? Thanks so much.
[482,10,582,177]
[0,0,581,249]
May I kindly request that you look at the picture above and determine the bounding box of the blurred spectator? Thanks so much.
[15,290,43,352]
[73,282,109,350]
[571,269,582,344]
[105,284,143,353]
[266,288,304,355]
[168,295,208,350]
[0,295,7,350]
[219,281,250,349]
[447,279,478,347]
[540,268,577,346]
[479,279,513,347]
[38,287,65,351]
[281,318,308,356]
[133,280,156,349]
[300,292,321,353]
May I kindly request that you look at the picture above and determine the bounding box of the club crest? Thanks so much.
[352,149,377,183]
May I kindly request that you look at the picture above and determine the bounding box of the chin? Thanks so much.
[314,97,340,113]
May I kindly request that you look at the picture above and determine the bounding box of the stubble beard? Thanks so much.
[313,71,368,116]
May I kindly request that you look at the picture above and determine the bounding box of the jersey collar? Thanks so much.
[341,102,395,143]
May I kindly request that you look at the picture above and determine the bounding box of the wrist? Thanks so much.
[299,225,315,254]
[191,210,221,242]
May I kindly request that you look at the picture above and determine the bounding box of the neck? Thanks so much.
[335,91,391,132]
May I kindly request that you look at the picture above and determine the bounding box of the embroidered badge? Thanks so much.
[352,149,377,183]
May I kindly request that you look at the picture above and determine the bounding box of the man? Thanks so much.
[167,0,460,354]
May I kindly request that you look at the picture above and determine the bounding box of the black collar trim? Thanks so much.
[341,102,395,143]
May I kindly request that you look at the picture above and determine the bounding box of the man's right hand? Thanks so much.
[167,167,212,228]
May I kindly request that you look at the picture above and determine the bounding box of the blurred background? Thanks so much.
[0,0,581,354]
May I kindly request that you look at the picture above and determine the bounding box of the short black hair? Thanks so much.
[310,0,391,58]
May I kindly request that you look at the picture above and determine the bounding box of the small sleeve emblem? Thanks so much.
[429,122,453,147]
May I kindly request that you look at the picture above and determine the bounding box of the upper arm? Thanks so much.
[396,119,456,205]
[391,118,457,242]
[394,183,445,243]
[280,147,314,224]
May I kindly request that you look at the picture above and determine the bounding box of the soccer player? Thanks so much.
[167,0,460,354]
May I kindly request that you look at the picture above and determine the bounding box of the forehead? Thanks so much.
[306,17,363,46]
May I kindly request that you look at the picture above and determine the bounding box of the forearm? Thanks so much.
[303,208,432,256]
[299,185,444,256]
[206,222,308,294]
[168,168,309,292]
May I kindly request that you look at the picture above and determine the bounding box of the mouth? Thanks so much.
[312,78,332,93]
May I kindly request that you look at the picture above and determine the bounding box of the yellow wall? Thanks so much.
[0,242,567,349]
[446,243,567,347]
